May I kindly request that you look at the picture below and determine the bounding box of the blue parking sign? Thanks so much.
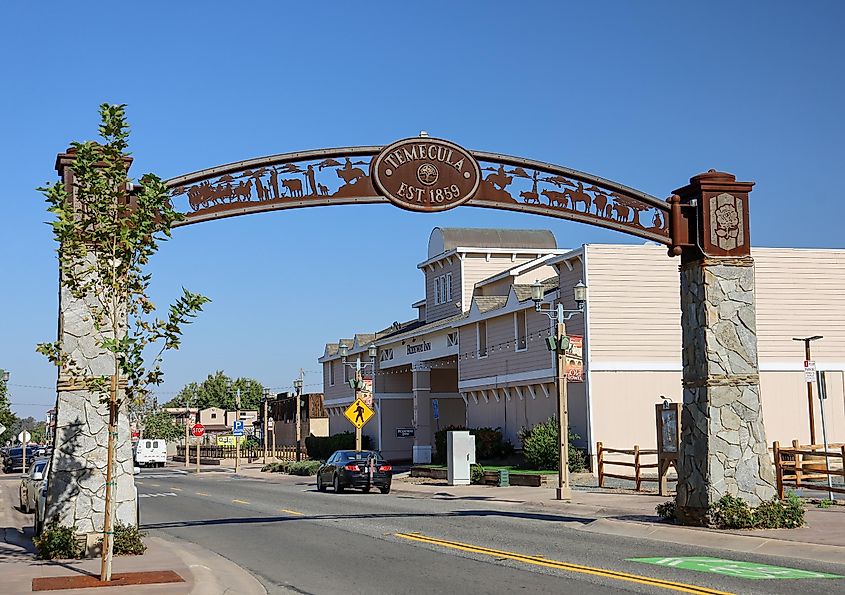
[233,420,245,436]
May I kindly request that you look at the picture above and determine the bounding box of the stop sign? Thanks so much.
[191,423,205,437]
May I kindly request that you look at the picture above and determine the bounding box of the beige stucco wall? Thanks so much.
[461,254,539,313]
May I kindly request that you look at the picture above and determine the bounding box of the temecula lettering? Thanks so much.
[385,144,466,174]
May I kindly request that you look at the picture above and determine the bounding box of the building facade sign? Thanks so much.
[371,137,481,212]
[407,340,432,355]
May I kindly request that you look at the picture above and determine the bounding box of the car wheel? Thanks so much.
[333,474,344,493]
[380,486,391,494]
[317,474,326,492]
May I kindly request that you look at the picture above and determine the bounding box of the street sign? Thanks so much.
[630,557,842,580]
[191,423,205,437]
[267,417,275,429]
[18,431,31,443]
[344,398,374,429]
[432,398,439,420]
[396,427,415,438]
[0,423,6,437]
[804,360,816,383]
[232,420,245,437]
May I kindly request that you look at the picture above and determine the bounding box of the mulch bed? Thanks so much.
[32,570,184,591]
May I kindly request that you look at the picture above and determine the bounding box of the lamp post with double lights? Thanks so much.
[293,374,304,462]
[338,343,378,451]
[531,279,587,502]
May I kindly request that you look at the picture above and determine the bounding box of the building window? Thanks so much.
[211,412,217,419]
[434,276,442,305]
[447,331,458,347]
[329,362,335,386]
[515,310,528,351]
[477,321,487,358]
[446,273,453,301]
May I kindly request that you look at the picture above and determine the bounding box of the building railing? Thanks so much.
[773,440,845,499]
[176,445,305,461]
[596,442,660,492]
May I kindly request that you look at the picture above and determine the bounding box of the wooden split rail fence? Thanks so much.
[596,442,659,492]
[773,440,845,499]
[176,445,304,461]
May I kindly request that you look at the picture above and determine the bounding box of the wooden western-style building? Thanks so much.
[320,228,845,467]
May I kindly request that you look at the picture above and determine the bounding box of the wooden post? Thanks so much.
[773,441,784,499]
[634,445,642,492]
[792,439,802,487]
[184,422,190,468]
[271,428,276,459]
[597,442,604,487]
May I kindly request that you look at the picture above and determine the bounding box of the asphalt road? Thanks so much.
[134,467,843,595]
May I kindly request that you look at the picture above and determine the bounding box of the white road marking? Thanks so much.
[138,492,177,498]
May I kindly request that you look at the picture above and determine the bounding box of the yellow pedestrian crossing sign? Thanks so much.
[344,398,374,429]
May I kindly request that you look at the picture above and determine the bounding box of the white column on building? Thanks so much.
[412,364,432,463]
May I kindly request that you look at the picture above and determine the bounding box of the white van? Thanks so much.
[134,439,168,468]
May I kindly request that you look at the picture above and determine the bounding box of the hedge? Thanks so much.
[305,432,372,461]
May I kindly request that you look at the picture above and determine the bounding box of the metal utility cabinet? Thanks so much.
[447,431,476,486]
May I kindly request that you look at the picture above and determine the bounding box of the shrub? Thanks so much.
[709,493,804,529]
[305,432,371,461]
[433,425,514,463]
[111,522,146,556]
[711,495,755,529]
[470,464,485,485]
[33,521,82,560]
[655,501,676,522]
[241,436,260,450]
[287,460,322,476]
[518,417,585,472]
[261,461,289,473]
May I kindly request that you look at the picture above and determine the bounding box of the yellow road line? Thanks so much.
[196,492,209,496]
[232,499,250,505]
[394,533,734,595]
[280,508,303,516]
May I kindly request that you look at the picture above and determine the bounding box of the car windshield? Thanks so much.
[32,462,47,475]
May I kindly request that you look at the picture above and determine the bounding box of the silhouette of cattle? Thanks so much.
[520,190,540,204]
[541,189,568,208]
[283,178,303,197]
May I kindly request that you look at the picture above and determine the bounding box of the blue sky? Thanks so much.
[1,1,843,419]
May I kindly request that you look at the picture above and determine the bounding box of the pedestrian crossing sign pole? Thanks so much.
[344,398,374,451]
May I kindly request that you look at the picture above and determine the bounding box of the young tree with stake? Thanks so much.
[37,104,209,581]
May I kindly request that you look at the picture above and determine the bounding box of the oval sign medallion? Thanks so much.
[371,137,481,212]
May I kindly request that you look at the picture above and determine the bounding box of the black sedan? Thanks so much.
[3,445,41,473]
[316,450,392,494]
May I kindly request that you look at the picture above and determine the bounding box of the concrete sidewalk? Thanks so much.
[0,476,265,594]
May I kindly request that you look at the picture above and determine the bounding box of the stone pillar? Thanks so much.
[412,365,432,464]
[45,151,137,550]
[673,171,776,525]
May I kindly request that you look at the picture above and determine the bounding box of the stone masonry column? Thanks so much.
[673,171,776,525]
[45,151,137,551]
[412,365,432,464]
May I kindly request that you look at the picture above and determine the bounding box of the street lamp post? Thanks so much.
[235,386,242,473]
[293,373,304,462]
[793,336,823,444]
[262,389,270,465]
[532,279,587,502]
[339,343,378,451]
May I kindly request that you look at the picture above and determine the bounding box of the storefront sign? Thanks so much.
[407,341,432,355]
[371,137,481,212]
[804,360,816,383]
[396,427,415,438]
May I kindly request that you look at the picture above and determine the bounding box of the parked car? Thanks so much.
[316,450,393,494]
[134,439,167,468]
[19,457,49,513]
[3,445,40,473]
[34,458,141,536]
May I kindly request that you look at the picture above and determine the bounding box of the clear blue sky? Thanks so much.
[1,1,843,420]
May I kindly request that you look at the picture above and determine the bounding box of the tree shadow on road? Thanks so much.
[141,508,594,531]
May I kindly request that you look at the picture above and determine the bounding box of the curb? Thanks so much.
[578,518,845,566]
[150,535,267,595]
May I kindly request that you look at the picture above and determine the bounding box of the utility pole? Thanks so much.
[294,370,304,462]
[794,336,823,444]
[262,389,269,465]
[235,387,241,474]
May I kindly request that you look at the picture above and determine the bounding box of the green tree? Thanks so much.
[10,417,47,444]
[167,371,265,411]
[140,410,182,441]
[36,104,209,581]
[0,372,18,445]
